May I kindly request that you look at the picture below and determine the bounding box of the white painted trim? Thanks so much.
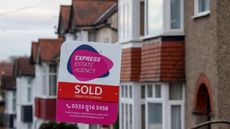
[38,95,56,99]
[167,0,184,32]
[122,42,143,49]
[192,11,210,19]
[193,0,210,18]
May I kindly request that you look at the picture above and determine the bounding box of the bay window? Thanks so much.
[119,0,132,41]
[143,83,184,129]
[119,0,183,42]
[141,104,146,129]
[120,84,133,129]
[171,105,182,129]
[145,0,163,36]
[169,82,184,129]
[148,103,162,129]
[170,0,181,29]
[144,0,183,36]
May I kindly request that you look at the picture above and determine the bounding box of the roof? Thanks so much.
[31,38,63,63]
[57,5,71,35]
[0,62,13,77]
[71,0,117,26]
[14,57,35,77]
[31,42,38,64]
[94,3,118,25]
[60,5,71,30]
[1,76,16,91]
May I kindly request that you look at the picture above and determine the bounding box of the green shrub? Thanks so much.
[39,121,78,129]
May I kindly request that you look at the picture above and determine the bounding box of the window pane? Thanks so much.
[121,86,124,98]
[13,93,16,112]
[42,74,47,95]
[124,5,128,38]
[49,64,57,73]
[129,86,132,98]
[126,104,129,129]
[148,103,162,129]
[169,83,183,100]
[146,0,163,36]
[121,103,124,129]
[141,85,146,99]
[49,75,57,96]
[171,0,181,29]
[130,104,132,129]
[28,87,32,102]
[198,0,210,12]
[147,85,153,97]
[125,86,128,98]
[141,104,146,129]
[127,4,130,38]
[119,6,124,40]
[155,85,161,98]
[140,1,145,36]
[171,106,181,129]
[88,31,96,42]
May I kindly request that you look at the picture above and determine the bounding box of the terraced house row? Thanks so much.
[1,0,230,129]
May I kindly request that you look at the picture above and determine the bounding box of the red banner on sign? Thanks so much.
[57,82,119,102]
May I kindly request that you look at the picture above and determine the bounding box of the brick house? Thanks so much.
[185,0,230,129]
[30,38,63,129]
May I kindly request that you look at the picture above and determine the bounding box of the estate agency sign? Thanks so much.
[56,41,122,125]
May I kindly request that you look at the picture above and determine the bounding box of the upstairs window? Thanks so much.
[171,0,181,29]
[195,0,210,15]
[119,0,131,41]
[145,0,163,36]
[144,0,183,37]
[49,64,57,96]
[88,31,96,42]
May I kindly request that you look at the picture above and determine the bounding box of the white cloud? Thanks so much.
[0,0,71,60]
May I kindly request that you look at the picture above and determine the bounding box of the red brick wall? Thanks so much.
[35,97,56,121]
[40,98,56,121]
[140,41,185,81]
[34,97,41,118]
[121,48,141,82]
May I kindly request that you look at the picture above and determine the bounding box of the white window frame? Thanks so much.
[140,82,184,129]
[27,86,32,103]
[167,83,185,129]
[48,64,57,97]
[194,0,210,18]
[142,0,184,39]
[12,92,16,113]
[41,63,57,98]
[145,83,165,129]
[120,83,134,129]
[118,0,132,42]
[168,0,184,32]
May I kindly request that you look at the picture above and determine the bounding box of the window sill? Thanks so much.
[39,95,57,99]
[140,32,184,41]
[117,39,142,44]
[192,11,210,19]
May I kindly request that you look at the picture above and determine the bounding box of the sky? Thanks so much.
[0,0,71,61]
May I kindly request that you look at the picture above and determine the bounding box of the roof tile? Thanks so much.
[14,57,35,77]
[72,0,117,26]
[38,38,63,62]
